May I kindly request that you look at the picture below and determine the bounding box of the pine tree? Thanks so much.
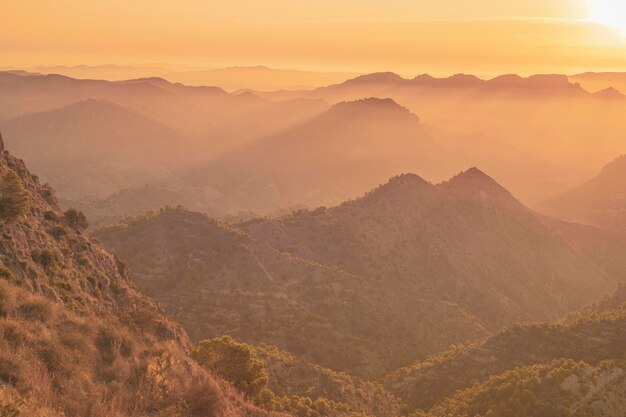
[0,171,30,221]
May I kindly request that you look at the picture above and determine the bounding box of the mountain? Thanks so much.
[538,155,626,232]
[166,66,359,91]
[0,149,269,416]
[257,72,626,204]
[95,170,626,379]
[0,71,328,154]
[94,207,487,378]
[180,98,454,214]
[260,72,590,103]
[242,169,626,330]
[2,99,191,200]
[570,72,626,94]
[384,286,626,416]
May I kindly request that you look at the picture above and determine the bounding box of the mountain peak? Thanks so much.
[440,167,514,200]
[596,154,626,179]
[448,73,482,83]
[593,87,625,99]
[326,98,419,122]
[345,72,406,85]
[357,173,437,205]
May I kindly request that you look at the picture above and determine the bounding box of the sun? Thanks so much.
[586,0,626,34]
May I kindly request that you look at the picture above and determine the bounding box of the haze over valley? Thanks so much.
[1,1,626,416]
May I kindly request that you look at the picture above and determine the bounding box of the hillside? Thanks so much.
[384,286,626,410]
[3,99,191,200]
[384,286,626,416]
[254,343,400,417]
[95,207,486,377]
[539,155,626,232]
[182,98,454,214]
[0,146,268,415]
[242,169,626,331]
[95,170,626,379]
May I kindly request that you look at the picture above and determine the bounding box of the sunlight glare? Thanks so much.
[586,0,626,34]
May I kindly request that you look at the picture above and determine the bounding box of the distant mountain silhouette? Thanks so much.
[176,98,451,214]
[570,71,626,94]
[165,65,359,91]
[0,71,328,153]
[3,99,190,200]
[255,71,626,206]
[539,155,626,232]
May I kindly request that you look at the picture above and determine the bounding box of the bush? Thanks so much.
[43,211,59,221]
[64,209,89,230]
[191,336,270,404]
[30,249,61,274]
[0,356,20,385]
[0,171,29,221]
[50,226,67,240]
[0,267,12,280]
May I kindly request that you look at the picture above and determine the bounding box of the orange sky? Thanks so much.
[2,0,626,75]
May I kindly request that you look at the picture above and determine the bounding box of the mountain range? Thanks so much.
[1,101,625,416]
[95,168,626,380]
[3,70,626,227]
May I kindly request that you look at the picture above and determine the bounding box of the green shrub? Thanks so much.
[0,171,29,222]
[192,336,270,405]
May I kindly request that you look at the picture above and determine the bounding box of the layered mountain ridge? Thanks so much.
[96,168,626,380]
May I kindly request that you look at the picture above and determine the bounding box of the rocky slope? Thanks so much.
[0,148,268,416]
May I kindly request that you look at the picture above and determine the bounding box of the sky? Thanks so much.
[2,0,626,75]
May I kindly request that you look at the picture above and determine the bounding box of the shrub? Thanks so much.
[191,336,270,404]
[0,356,20,385]
[43,211,59,221]
[37,346,65,376]
[0,267,13,280]
[31,249,61,274]
[96,325,134,364]
[64,209,89,230]
[0,171,29,221]
[50,226,67,240]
